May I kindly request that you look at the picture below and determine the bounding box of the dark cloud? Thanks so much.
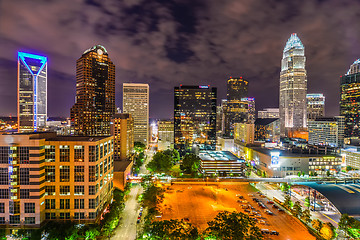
[0,0,360,118]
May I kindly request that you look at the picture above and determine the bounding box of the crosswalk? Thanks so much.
[332,184,360,194]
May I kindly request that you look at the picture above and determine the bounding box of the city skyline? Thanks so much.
[1,1,360,119]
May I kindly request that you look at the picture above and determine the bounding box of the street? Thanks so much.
[112,147,154,240]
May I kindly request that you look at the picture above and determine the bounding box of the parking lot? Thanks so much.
[158,182,315,240]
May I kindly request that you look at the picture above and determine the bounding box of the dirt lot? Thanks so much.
[158,182,315,240]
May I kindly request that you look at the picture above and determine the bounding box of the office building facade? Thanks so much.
[340,59,360,138]
[18,52,47,132]
[123,83,149,145]
[158,120,174,151]
[307,94,325,122]
[70,45,115,136]
[279,33,307,135]
[254,118,280,143]
[258,108,279,119]
[308,117,345,148]
[174,85,216,153]
[224,77,249,137]
[0,132,113,226]
[110,113,134,161]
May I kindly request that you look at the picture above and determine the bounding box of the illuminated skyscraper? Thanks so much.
[17,52,47,132]
[307,94,325,122]
[70,45,115,136]
[279,33,307,135]
[174,85,216,153]
[223,77,251,137]
[123,83,149,145]
[340,59,360,137]
[227,77,248,100]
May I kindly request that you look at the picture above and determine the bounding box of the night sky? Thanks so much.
[1,0,360,119]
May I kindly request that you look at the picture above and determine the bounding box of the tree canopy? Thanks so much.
[181,153,201,174]
[147,151,174,173]
[205,211,263,240]
[143,219,199,240]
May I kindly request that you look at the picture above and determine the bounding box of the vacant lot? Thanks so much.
[158,182,315,240]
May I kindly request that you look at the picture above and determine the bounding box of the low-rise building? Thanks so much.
[234,123,254,144]
[199,151,245,177]
[0,132,114,227]
[234,142,341,177]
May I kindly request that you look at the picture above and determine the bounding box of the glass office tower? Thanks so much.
[18,52,47,132]
[340,59,360,138]
[174,85,217,154]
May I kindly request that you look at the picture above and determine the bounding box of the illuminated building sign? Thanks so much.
[199,85,209,89]
[270,151,280,167]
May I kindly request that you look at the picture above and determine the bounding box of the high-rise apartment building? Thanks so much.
[307,94,325,122]
[17,52,47,132]
[122,83,149,145]
[158,120,174,151]
[110,113,134,161]
[70,45,115,136]
[0,132,113,226]
[258,108,279,119]
[308,116,345,148]
[340,59,360,138]
[279,33,307,135]
[174,85,216,153]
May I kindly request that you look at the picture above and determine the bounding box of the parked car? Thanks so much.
[270,231,279,235]
[261,229,270,235]
[267,200,274,204]
[278,208,285,213]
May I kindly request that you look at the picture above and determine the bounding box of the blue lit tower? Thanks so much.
[279,33,307,135]
[17,52,47,132]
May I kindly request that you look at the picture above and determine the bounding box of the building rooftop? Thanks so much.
[250,146,339,158]
[295,182,360,216]
[199,151,243,161]
[46,136,111,142]
[284,33,304,52]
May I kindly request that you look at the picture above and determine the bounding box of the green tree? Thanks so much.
[181,153,201,174]
[304,196,310,208]
[134,141,146,152]
[292,201,302,218]
[326,170,331,177]
[338,213,350,235]
[301,209,311,224]
[281,182,290,193]
[205,211,263,240]
[297,171,302,177]
[143,219,199,240]
[311,219,323,232]
[283,195,292,209]
[147,152,173,173]
[142,184,165,211]
[163,149,180,165]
